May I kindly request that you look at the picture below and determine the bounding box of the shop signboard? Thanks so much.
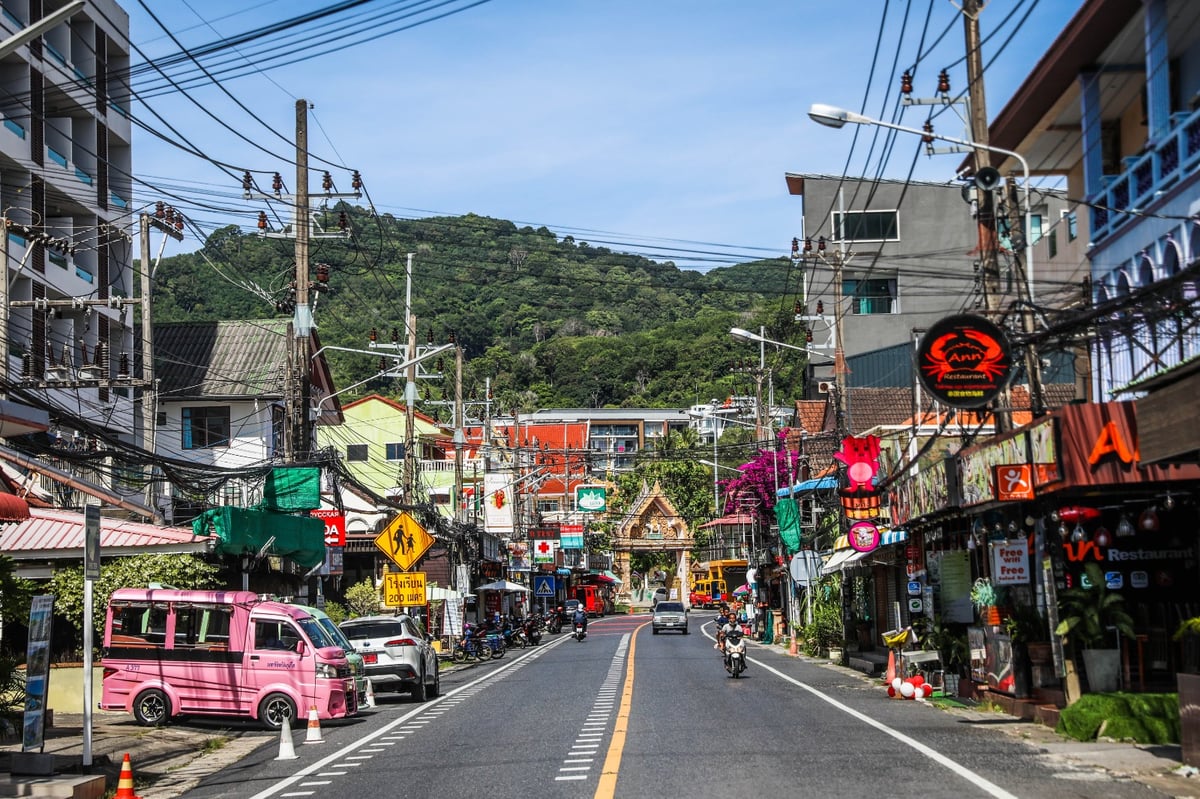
[958,431,1029,507]
[482,472,514,534]
[916,313,1014,408]
[576,485,607,513]
[23,595,53,752]
[312,509,346,547]
[560,524,584,549]
[531,538,556,564]
[990,538,1030,585]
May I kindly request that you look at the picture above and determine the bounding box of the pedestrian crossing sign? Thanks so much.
[533,575,555,598]
[374,512,434,571]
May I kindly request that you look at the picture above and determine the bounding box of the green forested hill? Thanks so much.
[150,208,813,416]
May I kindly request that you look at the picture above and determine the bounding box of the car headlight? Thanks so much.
[315,662,339,679]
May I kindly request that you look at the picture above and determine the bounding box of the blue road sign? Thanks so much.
[533,575,556,597]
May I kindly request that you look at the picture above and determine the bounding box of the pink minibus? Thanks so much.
[101,588,357,730]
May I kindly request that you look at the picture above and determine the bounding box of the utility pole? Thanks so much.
[290,99,312,463]
[140,209,182,513]
[1006,179,1046,417]
[962,0,1010,432]
[453,343,464,523]
[403,309,417,503]
[245,100,358,462]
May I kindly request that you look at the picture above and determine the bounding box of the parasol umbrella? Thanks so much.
[732,584,751,596]
[473,579,531,593]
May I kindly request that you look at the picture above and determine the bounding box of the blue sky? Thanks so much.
[125,1,1083,269]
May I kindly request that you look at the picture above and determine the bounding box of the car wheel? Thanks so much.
[430,670,441,698]
[652,628,659,635]
[411,671,428,702]
[132,688,170,727]
[258,692,297,731]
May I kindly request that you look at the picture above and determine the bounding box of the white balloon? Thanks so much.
[900,682,915,698]
[891,677,903,691]
[914,686,926,699]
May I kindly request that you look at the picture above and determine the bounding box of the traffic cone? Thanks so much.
[885,648,897,684]
[114,753,142,799]
[304,705,323,744]
[364,678,376,708]
[276,714,298,760]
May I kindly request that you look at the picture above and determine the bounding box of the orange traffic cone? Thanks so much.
[304,705,323,744]
[885,648,897,684]
[114,753,142,799]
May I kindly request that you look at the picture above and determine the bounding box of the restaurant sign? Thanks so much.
[917,314,1013,409]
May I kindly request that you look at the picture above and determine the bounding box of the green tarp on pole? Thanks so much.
[192,506,325,569]
[775,497,802,555]
[262,467,321,512]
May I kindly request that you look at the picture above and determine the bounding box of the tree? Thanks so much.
[344,578,381,618]
[0,555,33,646]
[718,429,801,526]
[48,554,221,654]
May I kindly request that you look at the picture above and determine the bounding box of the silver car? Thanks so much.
[339,614,439,701]
[651,601,689,634]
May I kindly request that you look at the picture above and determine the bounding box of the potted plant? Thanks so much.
[1003,604,1049,699]
[970,578,1000,625]
[1054,562,1135,693]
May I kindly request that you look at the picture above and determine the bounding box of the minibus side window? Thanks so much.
[254,620,302,652]
[175,605,233,650]
[110,602,168,648]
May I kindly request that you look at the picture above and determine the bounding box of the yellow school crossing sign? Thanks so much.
[374,512,434,571]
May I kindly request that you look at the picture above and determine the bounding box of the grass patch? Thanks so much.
[1056,692,1179,744]
[200,736,229,754]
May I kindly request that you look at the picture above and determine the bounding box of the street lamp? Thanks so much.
[730,327,835,362]
[807,103,1034,305]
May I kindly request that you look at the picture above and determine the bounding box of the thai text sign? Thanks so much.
[383,571,426,607]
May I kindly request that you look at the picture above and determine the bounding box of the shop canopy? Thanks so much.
[475,579,530,593]
[777,475,837,498]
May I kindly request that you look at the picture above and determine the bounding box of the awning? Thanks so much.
[777,475,837,498]
[821,548,855,575]
[0,492,30,521]
[602,569,623,585]
[842,550,870,569]
[475,579,530,593]
[880,528,909,546]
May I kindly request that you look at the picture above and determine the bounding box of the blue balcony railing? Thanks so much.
[1089,105,1200,242]
[46,147,68,168]
[3,119,24,139]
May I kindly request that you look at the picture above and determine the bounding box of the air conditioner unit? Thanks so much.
[817,380,833,394]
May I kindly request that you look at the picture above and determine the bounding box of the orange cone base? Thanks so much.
[115,753,142,799]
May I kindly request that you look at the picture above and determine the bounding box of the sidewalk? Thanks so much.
[755,637,1200,798]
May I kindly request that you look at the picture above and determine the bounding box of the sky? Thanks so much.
[122,0,1085,270]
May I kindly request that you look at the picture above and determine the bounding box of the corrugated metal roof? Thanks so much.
[0,508,213,558]
[154,320,289,399]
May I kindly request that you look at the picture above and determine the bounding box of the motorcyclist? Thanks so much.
[720,612,746,672]
[572,606,588,635]
[714,608,730,652]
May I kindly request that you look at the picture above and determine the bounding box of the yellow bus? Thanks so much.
[689,559,748,608]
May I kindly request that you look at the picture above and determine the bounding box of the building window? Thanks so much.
[832,210,899,242]
[843,278,896,314]
[1065,211,1078,241]
[1048,229,1058,260]
[181,406,229,449]
[346,444,368,462]
[386,442,405,461]
[1029,214,1043,245]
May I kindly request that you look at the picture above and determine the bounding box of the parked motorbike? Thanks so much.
[573,621,587,642]
[547,609,563,635]
[483,632,506,658]
[724,628,746,678]
[452,626,492,663]
[523,616,543,645]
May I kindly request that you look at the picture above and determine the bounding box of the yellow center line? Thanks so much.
[593,621,646,799]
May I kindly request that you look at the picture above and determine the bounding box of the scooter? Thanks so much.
[724,628,746,678]
[573,621,587,642]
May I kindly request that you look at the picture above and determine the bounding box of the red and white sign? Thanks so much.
[311,509,346,547]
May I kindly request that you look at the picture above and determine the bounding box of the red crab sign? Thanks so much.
[917,314,1013,408]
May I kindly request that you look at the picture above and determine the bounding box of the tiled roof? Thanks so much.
[844,388,916,434]
[154,320,291,400]
[1,508,213,559]
[794,400,827,434]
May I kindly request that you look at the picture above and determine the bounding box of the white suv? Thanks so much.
[339,615,439,701]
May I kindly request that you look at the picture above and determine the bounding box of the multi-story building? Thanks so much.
[979,0,1200,460]
[1,2,133,436]
[785,174,1078,392]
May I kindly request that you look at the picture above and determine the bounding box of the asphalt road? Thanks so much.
[168,614,1187,799]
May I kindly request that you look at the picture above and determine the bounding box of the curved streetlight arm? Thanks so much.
[807,103,1034,304]
[729,327,835,363]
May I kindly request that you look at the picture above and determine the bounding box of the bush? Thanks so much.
[344,578,381,618]
[1056,692,1179,744]
[321,601,348,625]
[801,602,842,656]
